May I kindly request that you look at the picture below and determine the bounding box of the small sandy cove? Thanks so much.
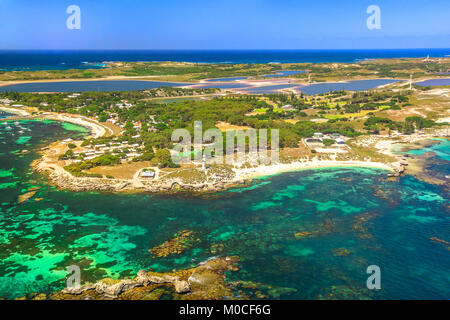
[233,160,394,180]
[0,106,110,138]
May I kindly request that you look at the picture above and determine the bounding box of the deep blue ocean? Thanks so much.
[0,49,449,71]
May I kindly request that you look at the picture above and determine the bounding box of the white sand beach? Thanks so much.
[233,160,395,181]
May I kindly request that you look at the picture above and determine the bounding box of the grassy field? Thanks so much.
[88,161,153,179]
[324,110,375,120]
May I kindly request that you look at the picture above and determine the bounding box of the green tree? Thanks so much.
[322,139,335,147]
[154,149,179,168]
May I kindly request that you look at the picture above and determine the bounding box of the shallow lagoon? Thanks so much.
[240,84,300,94]
[393,138,450,161]
[262,70,306,78]
[193,83,251,89]
[299,79,401,95]
[414,78,450,87]
[0,80,191,93]
[204,71,306,82]
[0,77,403,95]
[0,120,448,300]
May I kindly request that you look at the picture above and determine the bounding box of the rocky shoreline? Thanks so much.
[31,145,408,194]
[24,255,302,300]
[32,156,249,194]
[62,269,191,299]
[32,152,406,194]
[22,256,242,300]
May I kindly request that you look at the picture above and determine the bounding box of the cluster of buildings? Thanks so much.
[115,101,134,109]
[0,98,24,107]
[280,104,296,111]
[104,113,159,133]
[69,140,143,163]
[67,93,81,99]
[305,132,347,145]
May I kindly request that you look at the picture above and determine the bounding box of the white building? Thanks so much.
[141,171,155,178]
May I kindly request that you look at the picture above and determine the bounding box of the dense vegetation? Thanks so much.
[1,87,440,151]
[1,83,444,173]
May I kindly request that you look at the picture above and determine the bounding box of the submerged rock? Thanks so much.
[18,191,37,204]
[149,230,200,258]
[430,237,450,250]
[317,285,373,300]
[332,248,352,257]
[294,231,312,238]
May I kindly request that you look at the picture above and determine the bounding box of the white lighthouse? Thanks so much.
[202,154,207,170]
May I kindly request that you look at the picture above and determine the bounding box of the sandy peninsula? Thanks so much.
[34,125,450,194]
[31,136,408,194]
[3,105,448,194]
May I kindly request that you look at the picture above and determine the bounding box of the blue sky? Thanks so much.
[0,0,449,49]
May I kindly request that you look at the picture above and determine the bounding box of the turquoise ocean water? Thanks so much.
[0,117,448,299]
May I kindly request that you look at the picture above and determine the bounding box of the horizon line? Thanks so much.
[0,48,449,51]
